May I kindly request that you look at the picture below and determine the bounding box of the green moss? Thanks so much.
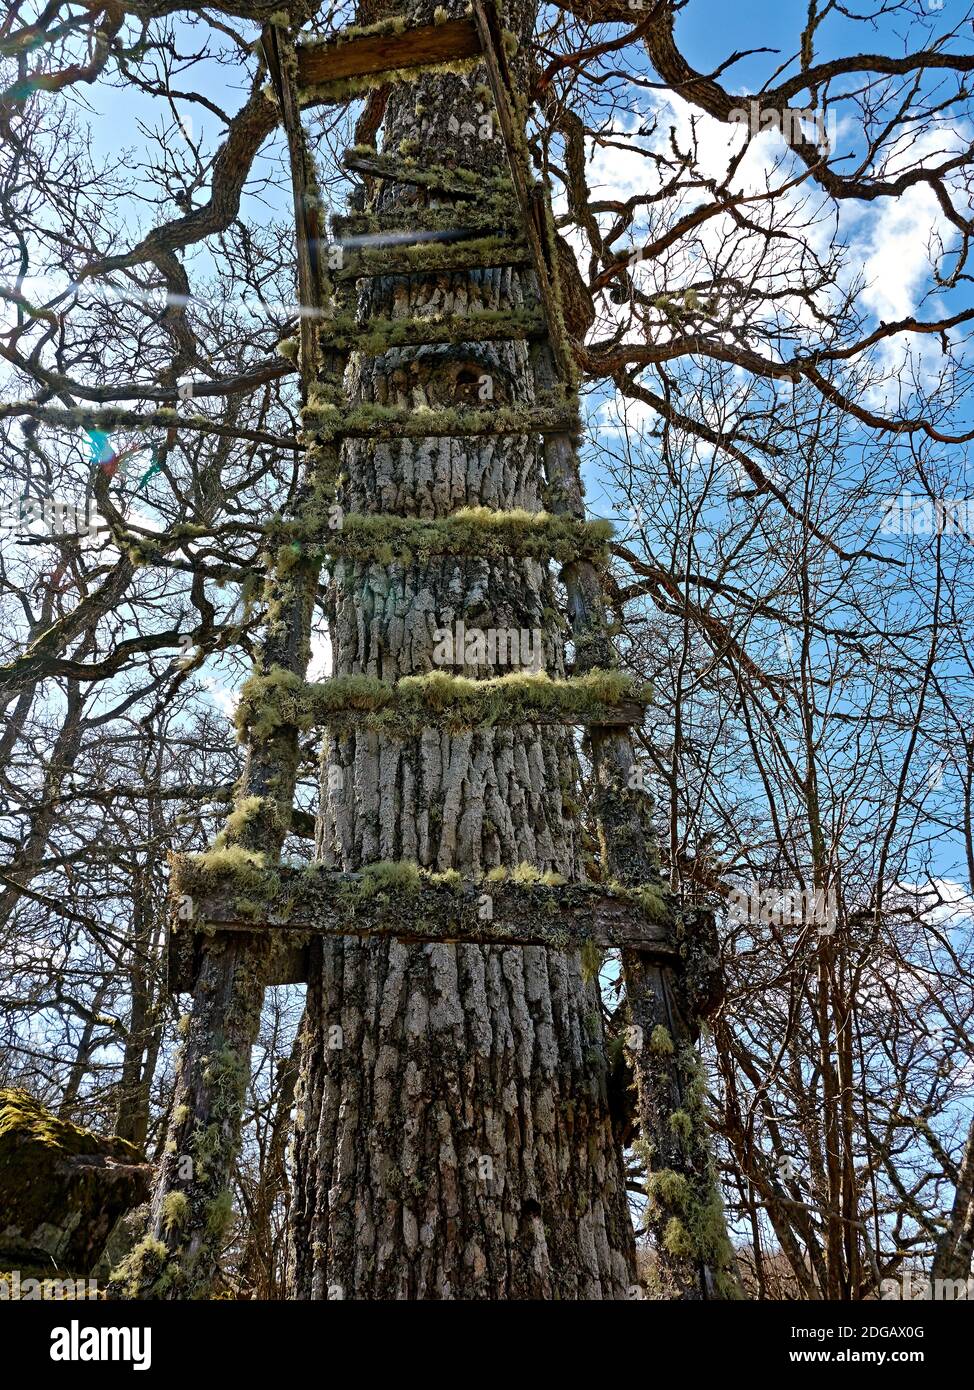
[109,1236,170,1299]
[302,55,481,103]
[161,1191,189,1233]
[306,378,344,410]
[189,1123,225,1184]
[232,665,317,741]
[429,867,462,891]
[663,1215,693,1259]
[648,1167,690,1210]
[669,1109,694,1142]
[232,897,264,918]
[643,1046,742,1297]
[212,795,263,845]
[649,1025,674,1055]
[335,859,473,919]
[633,882,668,921]
[342,148,512,197]
[302,401,578,443]
[337,229,526,276]
[511,863,543,885]
[189,844,271,887]
[126,538,163,569]
[202,1046,249,1118]
[174,856,665,953]
[580,939,603,983]
[0,1090,107,1157]
[317,306,543,353]
[0,1089,145,1268]
[206,1191,233,1239]
[336,202,516,241]
[346,859,422,905]
[0,1084,142,1195]
[235,666,647,741]
[328,14,408,45]
[275,508,613,568]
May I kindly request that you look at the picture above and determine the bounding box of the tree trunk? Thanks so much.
[288,1,636,1300]
[932,1112,974,1285]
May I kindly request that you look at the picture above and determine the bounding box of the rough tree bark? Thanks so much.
[287,0,637,1300]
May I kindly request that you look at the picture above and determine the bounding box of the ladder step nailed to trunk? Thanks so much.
[166,858,686,992]
[315,307,548,352]
[305,401,581,440]
[334,235,531,280]
[331,207,520,242]
[233,670,649,740]
[296,15,483,90]
[340,146,511,198]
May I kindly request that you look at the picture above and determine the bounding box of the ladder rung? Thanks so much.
[341,148,511,200]
[316,309,548,352]
[297,17,482,88]
[335,236,530,280]
[167,867,678,993]
[306,403,581,440]
[332,206,517,243]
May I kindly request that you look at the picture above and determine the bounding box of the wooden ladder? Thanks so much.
[168,4,730,1303]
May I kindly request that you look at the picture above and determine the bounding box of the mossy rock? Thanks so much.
[0,1090,150,1275]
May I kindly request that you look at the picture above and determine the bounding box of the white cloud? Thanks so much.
[201,674,237,720]
[307,631,332,681]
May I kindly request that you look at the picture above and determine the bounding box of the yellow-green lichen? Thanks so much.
[161,1191,189,1233]
[206,1190,233,1239]
[274,508,613,569]
[108,1235,170,1299]
[235,666,647,741]
[580,939,604,983]
[669,1109,694,1142]
[301,55,481,104]
[643,1046,742,1298]
[317,306,543,353]
[301,400,579,444]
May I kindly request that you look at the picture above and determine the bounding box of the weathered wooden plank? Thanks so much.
[341,147,507,198]
[303,402,582,441]
[297,18,482,87]
[313,698,644,729]
[316,308,547,352]
[332,207,518,242]
[334,236,530,280]
[167,866,679,991]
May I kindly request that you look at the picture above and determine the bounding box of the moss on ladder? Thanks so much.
[315,307,546,352]
[271,507,614,566]
[334,233,530,279]
[234,666,650,740]
[302,401,580,441]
